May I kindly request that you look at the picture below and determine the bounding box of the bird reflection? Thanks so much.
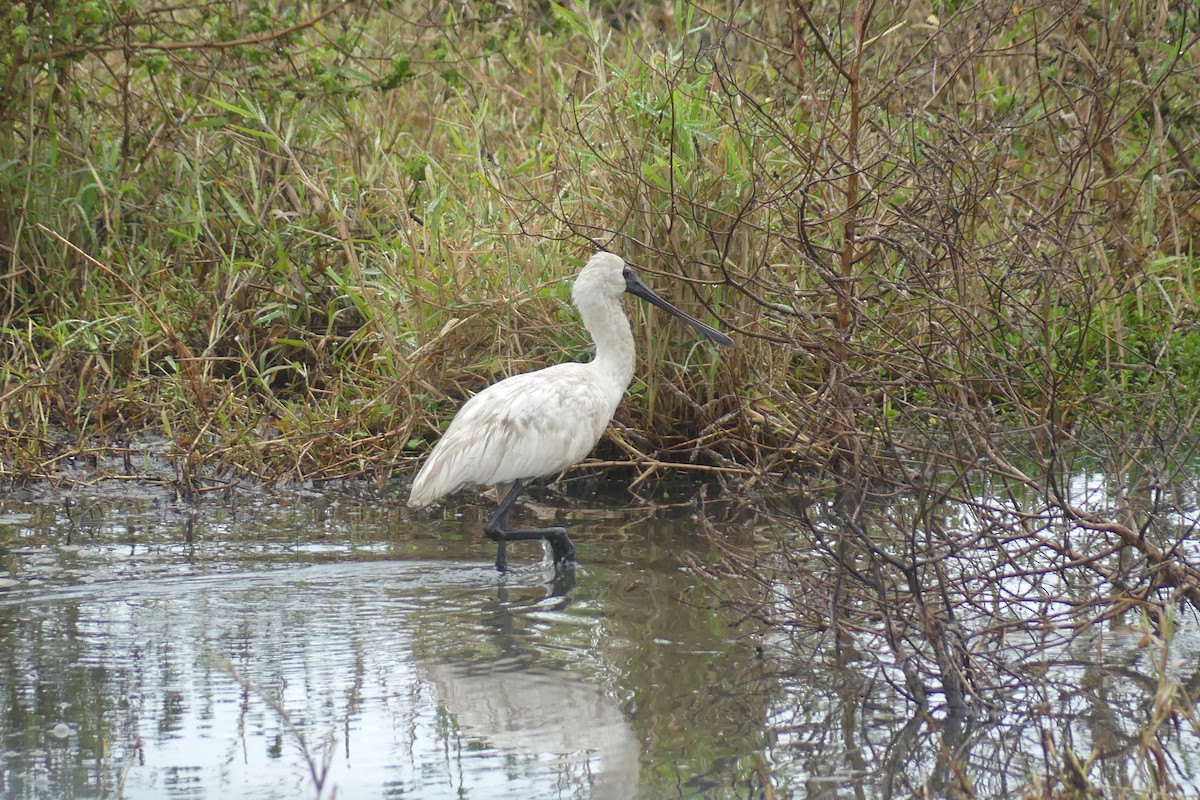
[421,565,638,800]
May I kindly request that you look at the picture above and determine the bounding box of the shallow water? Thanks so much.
[0,487,777,799]
[0,480,1198,798]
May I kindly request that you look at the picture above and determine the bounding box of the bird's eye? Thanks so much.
[622,267,631,277]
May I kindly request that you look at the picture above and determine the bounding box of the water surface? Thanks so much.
[1,478,1198,798]
[0,486,773,799]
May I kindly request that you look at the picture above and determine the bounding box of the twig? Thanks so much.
[16,3,351,65]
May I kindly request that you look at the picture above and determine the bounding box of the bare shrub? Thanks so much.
[496,4,1200,783]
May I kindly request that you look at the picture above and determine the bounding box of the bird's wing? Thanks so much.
[407,365,618,507]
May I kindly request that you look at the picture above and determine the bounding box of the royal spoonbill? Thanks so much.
[407,252,733,572]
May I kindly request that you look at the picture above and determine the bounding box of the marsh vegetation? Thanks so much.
[2,0,1199,796]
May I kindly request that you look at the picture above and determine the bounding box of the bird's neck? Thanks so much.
[578,292,636,390]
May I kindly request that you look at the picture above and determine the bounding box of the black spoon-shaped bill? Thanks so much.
[623,268,734,347]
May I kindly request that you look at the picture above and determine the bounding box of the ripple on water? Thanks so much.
[1,551,650,800]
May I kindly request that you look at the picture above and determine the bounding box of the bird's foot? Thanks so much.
[485,525,573,572]
[546,529,576,566]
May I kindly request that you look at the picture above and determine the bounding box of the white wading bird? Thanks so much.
[406,252,734,572]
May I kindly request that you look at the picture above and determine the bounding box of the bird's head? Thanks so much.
[573,251,734,347]
[573,251,628,301]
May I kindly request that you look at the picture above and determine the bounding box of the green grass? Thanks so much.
[0,0,1197,487]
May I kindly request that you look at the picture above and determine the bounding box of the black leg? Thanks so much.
[483,481,576,572]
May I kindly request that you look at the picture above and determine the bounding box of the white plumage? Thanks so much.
[406,365,618,507]
[407,251,732,571]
